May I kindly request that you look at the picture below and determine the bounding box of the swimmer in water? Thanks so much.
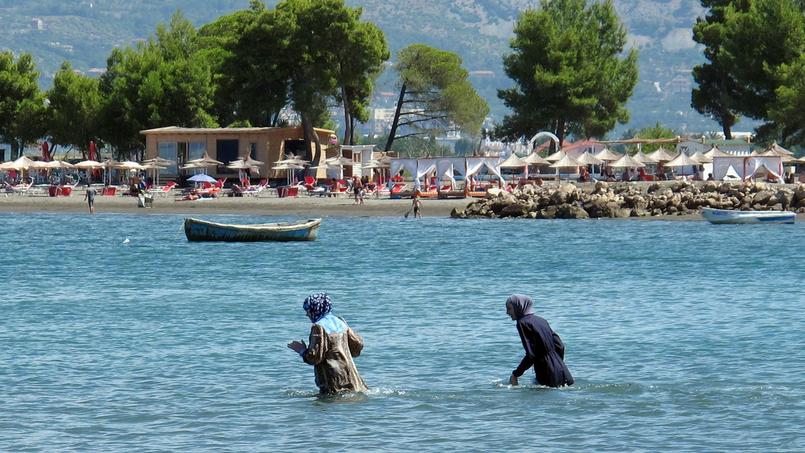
[287,292,368,395]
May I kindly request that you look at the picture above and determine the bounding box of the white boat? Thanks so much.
[701,208,796,224]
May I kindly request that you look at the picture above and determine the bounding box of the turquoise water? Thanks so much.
[2,213,804,451]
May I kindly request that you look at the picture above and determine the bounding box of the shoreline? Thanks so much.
[1,193,803,221]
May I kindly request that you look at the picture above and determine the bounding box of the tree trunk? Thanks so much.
[556,118,566,149]
[722,122,732,140]
[349,116,357,146]
[302,114,322,176]
[384,82,407,152]
[341,85,352,146]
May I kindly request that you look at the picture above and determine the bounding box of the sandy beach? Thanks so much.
[2,192,803,221]
[0,193,470,217]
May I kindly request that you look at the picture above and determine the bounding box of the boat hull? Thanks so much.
[184,218,321,242]
[701,208,796,224]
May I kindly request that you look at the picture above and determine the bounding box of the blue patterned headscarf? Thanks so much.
[303,292,332,323]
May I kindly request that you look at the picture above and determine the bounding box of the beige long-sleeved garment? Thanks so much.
[302,319,368,394]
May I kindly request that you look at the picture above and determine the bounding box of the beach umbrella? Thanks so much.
[630,152,658,165]
[325,156,354,166]
[28,160,51,170]
[648,146,676,162]
[594,147,623,162]
[275,154,309,165]
[610,154,646,168]
[690,151,712,163]
[703,146,731,160]
[141,157,175,186]
[544,150,566,162]
[521,152,550,166]
[576,152,604,166]
[188,173,217,183]
[273,162,306,186]
[113,161,146,170]
[665,153,699,167]
[186,151,223,174]
[549,154,582,181]
[766,142,794,156]
[41,142,50,162]
[498,153,527,168]
[244,155,265,166]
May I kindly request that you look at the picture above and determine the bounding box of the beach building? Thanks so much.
[141,126,335,181]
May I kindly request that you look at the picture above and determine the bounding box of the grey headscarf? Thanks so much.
[506,294,535,320]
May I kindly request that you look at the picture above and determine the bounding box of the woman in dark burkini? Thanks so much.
[287,293,368,395]
[506,294,574,388]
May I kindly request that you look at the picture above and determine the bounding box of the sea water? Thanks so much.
[1,213,804,451]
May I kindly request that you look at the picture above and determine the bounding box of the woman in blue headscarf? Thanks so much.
[506,294,574,388]
[287,292,368,394]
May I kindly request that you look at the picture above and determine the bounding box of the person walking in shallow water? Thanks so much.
[83,184,97,214]
[506,294,573,387]
[287,293,368,395]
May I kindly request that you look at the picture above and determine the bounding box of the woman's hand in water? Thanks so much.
[508,374,519,386]
[287,340,306,353]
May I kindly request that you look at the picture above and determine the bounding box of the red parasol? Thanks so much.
[41,142,50,162]
[88,140,97,161]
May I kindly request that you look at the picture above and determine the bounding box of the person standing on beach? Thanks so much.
[287,292,368,395]
[83,184,97,214]
[412,192,422,218]
[506,294,573,388]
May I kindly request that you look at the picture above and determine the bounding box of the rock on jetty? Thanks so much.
[450,181,805,219]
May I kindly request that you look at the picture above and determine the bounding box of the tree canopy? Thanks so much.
[384,44,488,152]
[0,51,46,158]
[496,0,638,146]
[98,11,216,158]
[46,61,102,157]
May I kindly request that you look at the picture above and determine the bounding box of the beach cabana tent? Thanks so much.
[712,155,784,181]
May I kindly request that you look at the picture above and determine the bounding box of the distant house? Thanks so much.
[141,126,335,180]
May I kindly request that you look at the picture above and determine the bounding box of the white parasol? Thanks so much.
[610,154,646,168]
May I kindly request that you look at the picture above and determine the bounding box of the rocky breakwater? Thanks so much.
[450,181,805,219]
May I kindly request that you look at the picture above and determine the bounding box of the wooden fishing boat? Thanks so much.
[184,217,321,242]
[701,208,795,224]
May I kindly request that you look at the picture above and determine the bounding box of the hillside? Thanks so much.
[0,0,753,135]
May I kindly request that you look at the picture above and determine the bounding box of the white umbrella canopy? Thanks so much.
[244,155,265,166]
[45,160,75,169]
[630,152,658,164]
[273,162,306,185]
[594,147,623,162]
[690,151,711,163]
[610,154,646,168]
[766,142,794,156]
[325,156,354,166]
[113,160,146,170]
[648,146,676,162]
[28,160,51,170]
[187,151,223,166]
[665,152,700,167]
[5,155,35,170]
[521,151,551,166]
[73,159,106,169]
[545,150,567,162]
[576,152,604,166]
[498,153,527,168]
[141,156,176,167]
[549,154,582,168]
[703,145,731,159]
[275,154,309,165]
